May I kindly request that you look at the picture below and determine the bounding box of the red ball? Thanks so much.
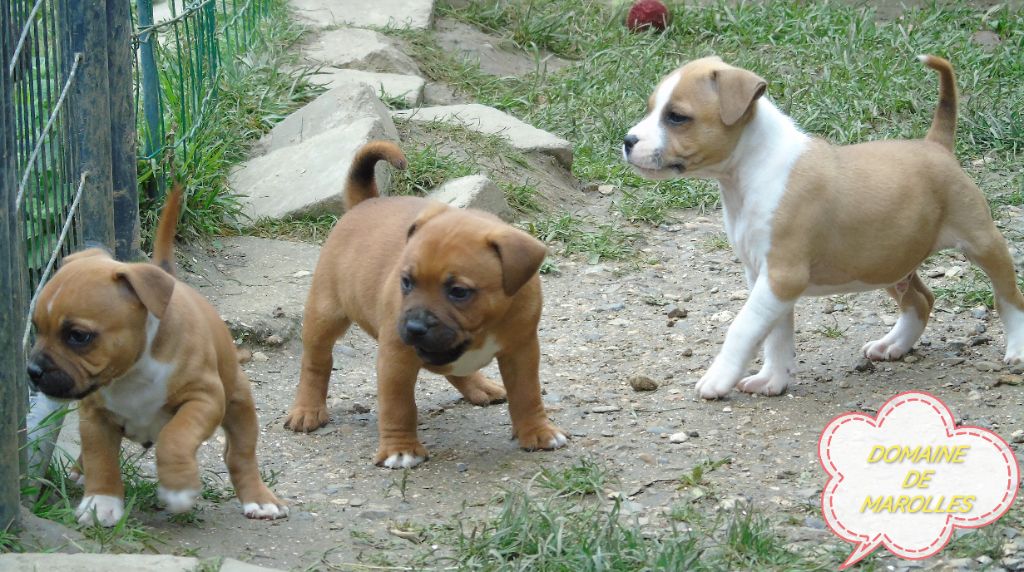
[627,0,670,32]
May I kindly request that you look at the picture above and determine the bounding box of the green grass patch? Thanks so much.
[390,146,477,196]
[524,213,636,263]
[245,213,339,244]
[535,457,611,497]
[394,0,1024,225]
[932,266,1024,309]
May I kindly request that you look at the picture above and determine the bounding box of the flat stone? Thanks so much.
[290,0,433,30]
[264,82,395,153]
[307,68,425,106]
[303,28,420,75]
[181,237,322,347]
[428,175,513,220]
[234,85,399,220]
[434,18,568,77]
[394,104,573,167]
[0,554,203,572]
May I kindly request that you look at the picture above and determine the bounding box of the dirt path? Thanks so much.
[120,194,1024,570]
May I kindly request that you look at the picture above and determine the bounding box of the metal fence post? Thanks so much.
[0,0,23,532]
[70,0,115,249]
[107,0,140,261]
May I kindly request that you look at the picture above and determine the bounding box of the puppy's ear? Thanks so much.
[714,67,766,126]
[114,264,175,319]
[407,202,450,240]
[62,248,112,267]
[488,227,548,296]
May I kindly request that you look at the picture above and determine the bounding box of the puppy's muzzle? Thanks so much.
[27,351,96,400]
[398,309,468,366]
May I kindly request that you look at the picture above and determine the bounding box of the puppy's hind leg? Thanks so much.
[958,226,1024,363]
[862,272,932,361]
[285,292,351,433]
[446,372,507,405]
[737,308,795,396]
[223,375,288,520]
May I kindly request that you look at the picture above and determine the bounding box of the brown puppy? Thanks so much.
[284,141,567,468]
[28,186,287,526]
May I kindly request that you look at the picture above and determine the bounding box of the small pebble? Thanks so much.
[971,306,990,320]
[252,351,269,362]
[666,305,688,319]
[456,463,468,473]
[903,355,920,364]
[853,358,875,373]
[975,361,1003,372]
[591,405,622,413]
[669,432,689,443]
[681,348,693,357]
[629,375,659,392]
[1011,430,1024,444]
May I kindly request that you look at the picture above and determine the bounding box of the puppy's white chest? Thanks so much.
[99,356,174,445]
[447,337,501,377]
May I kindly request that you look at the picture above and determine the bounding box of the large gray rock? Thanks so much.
[429,175,513,221]
[303,28,420,76]
[233,83,399,220]
[290,0,434,30]
[264,82,394,152]
[307,68,424,107]
[393,104,573,168]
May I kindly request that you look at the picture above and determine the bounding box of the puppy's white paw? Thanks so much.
[243,502,289,520]
[76,495,125,527]
[157,486,200,514]
[1004,347,1024,365]
[737,371,790,396]
[548,432,569,449]
[695,363,739,399]
[861,339,910,361]
[382,452,427,469]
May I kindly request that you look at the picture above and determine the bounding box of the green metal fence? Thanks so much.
[135,0,274,200]
[1,0,277,532]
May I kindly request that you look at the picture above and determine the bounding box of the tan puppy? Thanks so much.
[623,55,1024,399]
[284,141,567,468]
[28,186,287,526]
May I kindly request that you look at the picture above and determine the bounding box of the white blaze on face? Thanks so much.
[625,70,682,169]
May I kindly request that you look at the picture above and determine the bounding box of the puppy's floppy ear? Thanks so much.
[488,227,548,296]
[62,248,113,267]
[714,67,766,126]
[114,264,175,319]
[407,202,450,240]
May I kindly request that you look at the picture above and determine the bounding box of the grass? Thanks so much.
[535,457,611,497]
[140,0,322,245]
[932,266,1024,308]
[430,460,834,571]
[389,146,477,196]
[387,0,1023,226]
[525,213,636,263]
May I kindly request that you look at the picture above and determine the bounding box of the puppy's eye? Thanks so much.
[446,285,474,303]
[400,275,414,295]
[665,111,691,126]
[65,329,95,348]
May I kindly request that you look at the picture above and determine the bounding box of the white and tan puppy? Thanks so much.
[623,55,1024,399]
[28,186,287,526]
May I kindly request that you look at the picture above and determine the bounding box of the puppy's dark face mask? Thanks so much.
[396,207,547,366]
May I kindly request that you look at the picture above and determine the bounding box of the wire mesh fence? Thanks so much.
[134,0,274,201]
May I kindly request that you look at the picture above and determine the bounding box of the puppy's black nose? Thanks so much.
[27,360,44,383]
[404,318,429,338]
[623,134,639,155]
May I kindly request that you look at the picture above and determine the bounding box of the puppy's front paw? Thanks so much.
[695,363,739,399]
[736,371,790,396]
[240,485,288,520]
[158,486,200,514]
[374,442,429,469]
[76,495,124,527]
[1004,347,1024,365]
[862,338,910,361]
[517,423,568,451]
[283,405,329,433]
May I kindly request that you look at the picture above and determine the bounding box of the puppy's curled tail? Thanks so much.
[918,54,957,152]
[151,183,183,277]
[343,141,408,210]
